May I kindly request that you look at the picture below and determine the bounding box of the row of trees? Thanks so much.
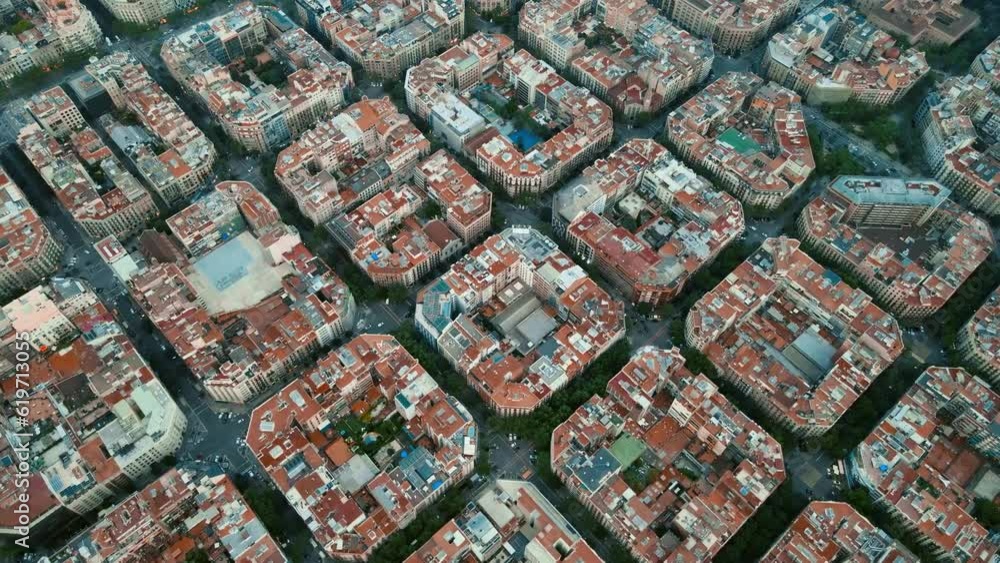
[153,15,993,560]
[474,7,516,36]
[810,356,926,457]
[5,18,34,35]
[0,47,99,100]
[110,19,159,38]
[842,488,945,561]
[821,101,901,153]
[715,466,966,562]
[531,458,639,562]
[309,229,397,304]
[365,481,476,562]
[232,475,315,562]
[937,259,1000,383]
[672,240,755,312]
[714,480,808,562]
[817,75,939,172]
[697,340,945,562]
[391,322,487,410]
[646,231,970,561]
[387,322,640,560]
[670,321,796,448]
[933,259,1000,349]
[486,334,639,563]
[488,338,632,450]
[808,126,865,177]
[701,251,998,559]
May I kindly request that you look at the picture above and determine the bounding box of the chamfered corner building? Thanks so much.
[0,279,186,535]
[551,346,785,562]
[406,479,603,563]
[415,226,625,416]
[798,176,994,321]
[956,285,1000,387]
[553,138,745,307]
[849,366,1000,562]
[42,466,288,562]
[0,166,63,300]
[762,501,918,562]
[686,237,904,437]
[246,334,477,561]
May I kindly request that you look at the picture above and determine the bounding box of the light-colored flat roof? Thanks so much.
[187,231,293,314]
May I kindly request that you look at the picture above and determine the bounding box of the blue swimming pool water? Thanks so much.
[509,128,542,151]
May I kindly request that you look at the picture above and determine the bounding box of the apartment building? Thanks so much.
[667,72,815,210]
[161,2,353,152]
[93,235,146,285]
[0,0,15,18]
[660,0,799,55]
[518,0,713,118]
[413,149,493,243]
[274,97,430,225]
[517,0,589,70]
[97,0,193,25]
[956,286,1000,387]
[166,180,280,255]
[798,176,994,321]
[569,49,631,100]
[45,468,287,562]
[247,334,477,561]
[291,106,470,289]
[551,346,785,562]
[404,31,512,118]
[84,53,217,207]
[328,183,462,287]
[19,87,159,240]
[763,501,918,562]
[470,0,508,14]
[415,227,625,415]
[429,92,489,153]
[291,0,333,37]
[0,0,102,84]
[23,83,86,138]
[763,6,930,106]
[407,480,603,563]
[128,181,356,404]
[0,167,62,300]
[971,38,1000,91]
[857,0,980,46]
[0,279,187,533]
[406,35,613,196]
[554,139,744,306]
[328,0,465,79]
[916,74,1000,218]
[686,237,904,437]
[850,367,1000,562]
